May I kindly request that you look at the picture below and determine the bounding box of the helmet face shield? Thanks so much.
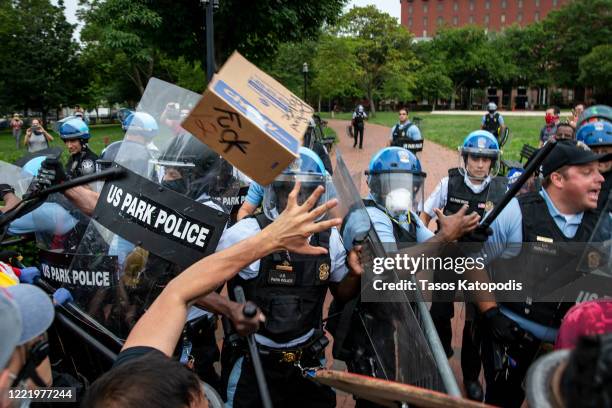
[263,173,330,221]
[368,172,424,216]
[458,148,501,180]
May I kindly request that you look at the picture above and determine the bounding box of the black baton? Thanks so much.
[233,286,273,408]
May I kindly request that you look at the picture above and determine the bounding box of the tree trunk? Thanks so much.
[432,95,436,111]
[318,95,321,113]
[367,88,376,117]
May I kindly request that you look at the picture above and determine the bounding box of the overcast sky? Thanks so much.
[59,0,400,41]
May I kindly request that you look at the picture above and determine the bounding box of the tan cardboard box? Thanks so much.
[181,51,314,186]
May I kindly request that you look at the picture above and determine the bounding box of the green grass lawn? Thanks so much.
[320,112,543,161]
[0,124,125,164]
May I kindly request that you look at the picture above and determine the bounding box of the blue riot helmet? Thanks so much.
[59,117,90,142]
[577,105,612,128]
[366,147,426,217]
[122,111,159,140]
[263,147,331,221]
[459,130,501,180]
[96,141,123,172]
[576,121,612,148]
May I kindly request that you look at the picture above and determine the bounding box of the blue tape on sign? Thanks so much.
[214,80,299,154]
[247,77,291,114]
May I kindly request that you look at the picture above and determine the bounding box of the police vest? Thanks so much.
[598,171,612,211]
[443,168,506,218]
[483,113,501,136]
[353,112,365,127]
[492,192,602,327]
[391,123,423,153]
[229,213,332,344]
[363,199,418,244]
[67,147,99,179]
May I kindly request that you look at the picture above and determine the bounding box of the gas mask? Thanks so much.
[384,188,413,218]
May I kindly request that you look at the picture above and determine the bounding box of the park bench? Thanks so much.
[501,143,537,175]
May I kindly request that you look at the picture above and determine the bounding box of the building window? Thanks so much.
[408,3,413,14]
[517,12,523,22]
[535,0,540,7]
[469,0,475,11]
[485,0,491,10]
[553,0,558,5]
[423,16,428,29]
[484,14,490,25]
[423,3,428,13]
[501,0,507,9]
[408,17,413,27]
[469,15,474,24]
[423,29,428,37]
[437,1,443,12]
[501,14,506,24]
[453,1,458,12]
[534,11,540,21]
[437,16,443,27]
[518,0,523,8]
[453,15,458,25]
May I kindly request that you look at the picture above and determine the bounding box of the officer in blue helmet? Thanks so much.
[60,117,98,179]
[119,111,159,175]
[420,130,506,401]
[577,120,612,210]
[208,147,361,407]
[331,147,479,404]
[389,108,424,155]
[576,104,612,128]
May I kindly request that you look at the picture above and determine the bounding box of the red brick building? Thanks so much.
[401,0,569,40]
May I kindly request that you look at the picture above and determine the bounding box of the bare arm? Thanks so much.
[1,193,21,213]
[63,187,99,216]
[420,211,432,228]
[237,201,258,221]
[122,184,341,355]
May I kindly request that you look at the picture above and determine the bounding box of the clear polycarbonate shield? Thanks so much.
[61,78,233,341]
[0,160,34,198]
[324,148,452,394]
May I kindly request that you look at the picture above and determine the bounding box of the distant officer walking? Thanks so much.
[352,105,367,149]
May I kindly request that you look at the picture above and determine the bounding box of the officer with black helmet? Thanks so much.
[474,140,612,407]
[59,117,98,179]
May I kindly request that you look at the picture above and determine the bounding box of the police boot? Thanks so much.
[464,380,484,402]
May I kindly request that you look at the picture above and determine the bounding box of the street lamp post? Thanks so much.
[302,62,309,102]
[202,0,219,83]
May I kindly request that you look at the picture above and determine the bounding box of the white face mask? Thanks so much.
[385,188,412,217]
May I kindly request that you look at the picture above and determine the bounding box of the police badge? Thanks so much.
[319,263,330,281]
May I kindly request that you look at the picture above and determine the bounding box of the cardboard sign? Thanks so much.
[94,166,229,268]
[181,51,314,186]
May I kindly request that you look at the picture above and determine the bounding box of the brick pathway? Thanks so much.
[325,120,473,406]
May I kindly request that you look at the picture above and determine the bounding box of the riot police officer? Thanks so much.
[420,130,506,401]
[330,147,480,407]
[60,117,98,179]
[577,120,612,210]
[475,140,612,407]
[389,108,423,156]
[220,147,361,407]
[481,102,505,142]
[352,105,367,149]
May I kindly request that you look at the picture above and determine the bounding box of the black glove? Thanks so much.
[460,224,493,243]
[483,306,525,345]
[0,184,15,201]
[26,158,66,198]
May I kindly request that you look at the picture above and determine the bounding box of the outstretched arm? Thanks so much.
[122,183,341,355]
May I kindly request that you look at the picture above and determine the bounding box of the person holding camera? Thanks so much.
[23,118,53,153]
